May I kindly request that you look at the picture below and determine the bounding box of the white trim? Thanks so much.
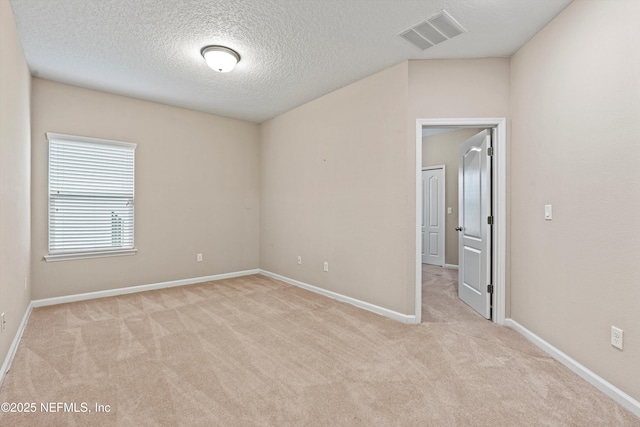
[493,122,507,325]
[416,118,507,325]
[260,270,418,324]
[46,132,137,149]
[31,269,260,308]
[0,302,33,388]
[422,165,446,171]
[44,248,137,262]
[444,264,459,270]
[505,319,640,418]
[415,121,423,323]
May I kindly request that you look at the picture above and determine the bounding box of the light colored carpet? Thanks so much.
[0,268,638,426]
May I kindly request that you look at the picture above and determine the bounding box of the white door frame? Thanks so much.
[422,166,446,267]
[415,118,507,325]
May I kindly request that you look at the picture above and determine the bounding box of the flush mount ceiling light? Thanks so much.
[201,45,241,73]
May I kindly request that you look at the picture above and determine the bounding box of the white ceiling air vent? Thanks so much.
[399,10,466,51]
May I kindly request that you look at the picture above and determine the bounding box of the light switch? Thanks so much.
[545,204,552,220]
[447,207,452,214]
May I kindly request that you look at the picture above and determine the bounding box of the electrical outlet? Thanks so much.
[297,256,302,265]
[611,326,624,350]
[197,253,203,262]
[323,262,329,272]
[1,313,5,332]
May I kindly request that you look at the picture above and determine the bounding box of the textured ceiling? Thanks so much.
[10,0,572,123]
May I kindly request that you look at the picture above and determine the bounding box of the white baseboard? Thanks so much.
[444,264,459,270]
[505,319,640,418]
[32,269,260,308]
[260,269,418,324]
[0,302,33,388]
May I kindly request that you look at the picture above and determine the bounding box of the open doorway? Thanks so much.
[422,128,489,320]
[422,128,483,269]
[415,118,507,325]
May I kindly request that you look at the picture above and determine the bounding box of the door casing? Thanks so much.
[415,118,506,325]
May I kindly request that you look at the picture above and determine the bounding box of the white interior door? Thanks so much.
[422,168,445,266]
[458,130,492,319]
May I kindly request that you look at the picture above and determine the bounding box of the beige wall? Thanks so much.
[0,0,31,370]
[261,59,510,316]
[261,62,413,314]
[31,79,260,299]
[422,128,483,266]
[408,59,510,119]
[410,58,511,313]
[510,0,640,401]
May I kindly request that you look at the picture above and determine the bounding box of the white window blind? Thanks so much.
[47,133,136,260]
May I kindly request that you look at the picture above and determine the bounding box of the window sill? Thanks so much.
[44,249,137,262]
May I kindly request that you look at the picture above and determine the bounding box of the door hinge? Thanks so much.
[487,284,494,294]
[487,216,494,225]
[487,147,494,156]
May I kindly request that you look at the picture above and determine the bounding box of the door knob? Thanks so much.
[455,226,463,231]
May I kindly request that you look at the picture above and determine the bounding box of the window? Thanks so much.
[46,133,136,261]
